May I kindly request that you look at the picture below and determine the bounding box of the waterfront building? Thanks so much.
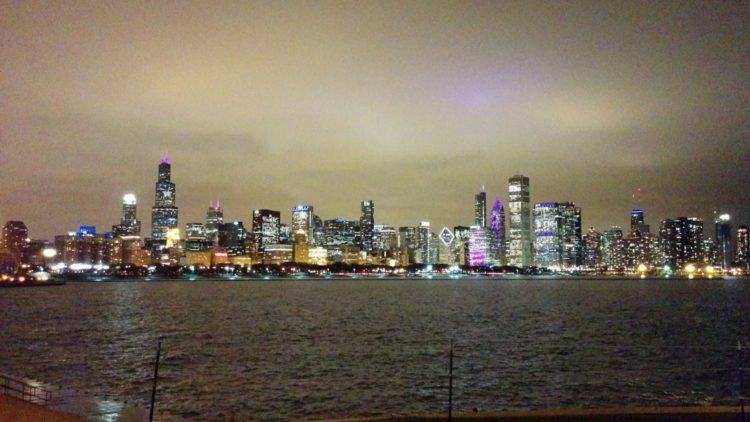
[508,175,532,267]
[279,224,292,244]
[533,203,563,268]
[360,200,374,252]
[488,198,506,265]
[205,201,224,244]
[474,187,487,228]
[659,217,704,269]
[702,238,717,265]
[453,226,471,265]
[185,223,212,252]
[112,194,141,237]
[416,222,431,264]
[262,244,293,265]
[312,214,325,246]
[714,213,732,269]
[217,222,246,256]
[630,209,650,237]
[185,250,212,267]
[54,227,117,266]
[151,156,178,241]
[252,209,281,250]
[1,220,29,262]
[293,232,309,264]
[737,226,749,267]
[121,237,150,266]
[438,227,456,265]
[398,226,418,264]
[560,202,582,268]
[25,239,52,266]
[468,226,489,266]
[601,226,625,271]
[307,247,328,266]
[429,231,439,264]
[583,227,602,269]
[372,224,398,255]
[291,205,314,244]
[324,218,360,247]
[185,223,207,240]
[625,233,660,270]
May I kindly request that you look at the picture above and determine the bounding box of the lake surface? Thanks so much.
[1,277,749,420]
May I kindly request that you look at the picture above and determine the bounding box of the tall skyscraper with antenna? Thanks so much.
[151,156,178,240]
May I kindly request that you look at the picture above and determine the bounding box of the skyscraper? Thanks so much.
[185,222,211,251]
[113,193,141,237]
[715,213,732,269]
[291,205,314,244]
[360,200,374,252]
[252,209,281,250]
[474,187,487,228]
[398,226,418,263]
[416,221,431,264]
[659,217,704,269]
[508,175,532,267]
[737,226,749,268]
[583,227,602,269]
[489,198,506,265]
[1,220,29,261]
[560,202,582,268]
[205,201,224,244]
[372,225,398,254]
[323,218,359,247]
[468,225,489,266]
[151,156,178,240]
[218,221,246,256]
[630,209,649,237]
[602,226,625,270]
[533,202,563,268]
[312,214,324,246]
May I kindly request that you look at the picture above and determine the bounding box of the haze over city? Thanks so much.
[1,0,748,238]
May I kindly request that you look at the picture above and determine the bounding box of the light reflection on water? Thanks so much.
[0,278,748,420]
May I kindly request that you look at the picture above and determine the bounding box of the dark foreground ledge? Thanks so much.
[320,406,744,421]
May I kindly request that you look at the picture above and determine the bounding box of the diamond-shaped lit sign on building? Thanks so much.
[439,227,455,246]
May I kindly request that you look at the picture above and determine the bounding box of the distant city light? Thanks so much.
[42,248,57,258]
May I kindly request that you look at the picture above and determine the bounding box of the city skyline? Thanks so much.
[1,1,749,239]
[2,154,749,241]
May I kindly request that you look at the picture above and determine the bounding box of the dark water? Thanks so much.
[1,278,749,421]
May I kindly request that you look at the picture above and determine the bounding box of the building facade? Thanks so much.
[360,200,374,252]
[151,156,178,241]
[113,193,141,237]
[252,209,281,250]
[508,175,532,267]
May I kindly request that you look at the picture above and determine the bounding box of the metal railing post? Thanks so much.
[149,341,162,422]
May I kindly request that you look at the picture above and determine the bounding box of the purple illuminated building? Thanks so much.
[468,226,489,266]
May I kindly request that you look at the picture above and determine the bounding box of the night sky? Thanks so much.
[1,1,748,239]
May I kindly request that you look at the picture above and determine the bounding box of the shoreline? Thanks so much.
[320,406,744,421]
[57,274,746,282]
